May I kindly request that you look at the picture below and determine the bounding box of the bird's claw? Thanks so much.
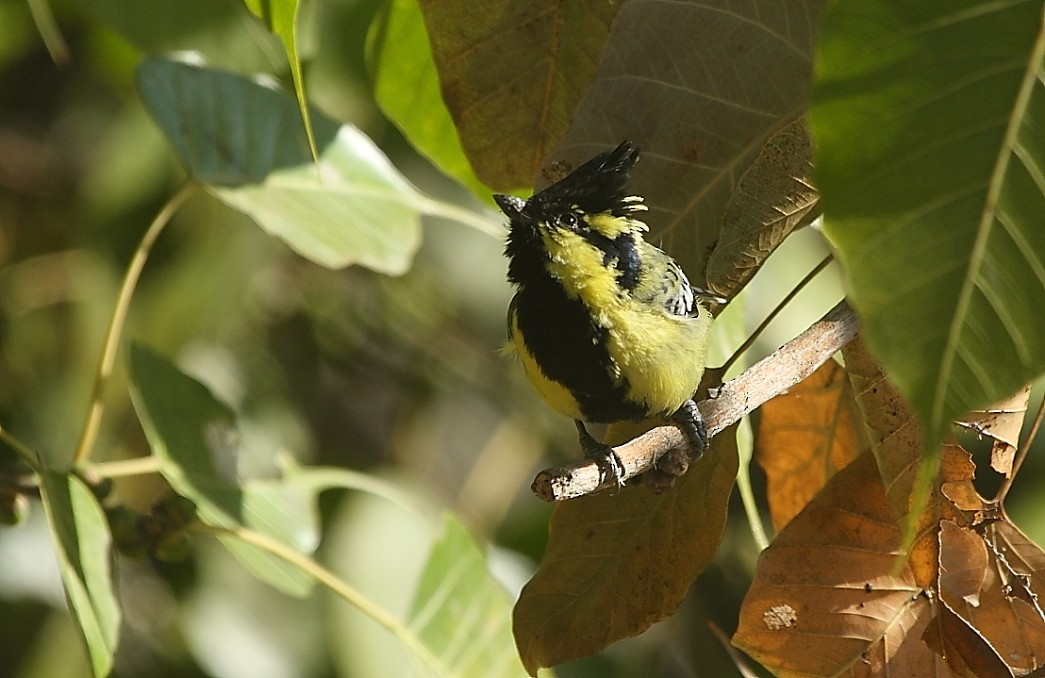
[575,421,626,488]
[672,399,707,459]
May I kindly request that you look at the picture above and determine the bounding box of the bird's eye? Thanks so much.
[557,212,579,228]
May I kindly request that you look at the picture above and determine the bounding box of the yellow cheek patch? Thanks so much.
[542,230,622,322]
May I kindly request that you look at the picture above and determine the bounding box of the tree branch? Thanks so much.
[531,299,860,501]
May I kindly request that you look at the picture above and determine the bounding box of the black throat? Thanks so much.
[507,237,646,423]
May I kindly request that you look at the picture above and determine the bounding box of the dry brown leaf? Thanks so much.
[939,520,988,607]
[706,118,820,298]
[843,337,925,520]
[922,605,1011,678]
[734,451,948,677]
[756,359,862,531]
[512,427,739,675]
[957,385,1032,478]
[937,519,1045,673]
[844,337,947,588]
[540,1,828,280]
[417,0,626,189]
[744,336,1045,675]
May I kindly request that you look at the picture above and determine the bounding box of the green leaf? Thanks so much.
[414,0,627,190]
[241,0,319,165]
[128,343,434,597]
[39,472,120,677]
[408,515,528,677]
[366,0,490,197]
[811,0,1045,445]
[129,343,317,595]
[136,55,423,274]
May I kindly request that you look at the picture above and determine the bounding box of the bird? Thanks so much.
[495,141,715,485]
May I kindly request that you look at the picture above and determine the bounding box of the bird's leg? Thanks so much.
[574,420,625,487]
[671,399,707,459]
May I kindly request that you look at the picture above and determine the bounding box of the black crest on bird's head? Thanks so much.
[493,141,641,228]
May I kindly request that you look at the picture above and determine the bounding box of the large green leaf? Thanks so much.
[541,0,828,281]
[136,55,423,274]
[415,0,627,190]
[367,0,490,197]
[408,515,527,677]
[811,0,1045,445]
[39,472,120,677]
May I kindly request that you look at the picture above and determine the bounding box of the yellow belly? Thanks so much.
[603,303,711,416]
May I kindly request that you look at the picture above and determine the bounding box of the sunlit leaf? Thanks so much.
[811,0,1045,447]
[844,338,935,555]
[543,0,828,280]
[415,0,627,190]
[408,514,527,677]
[756,359,862,531]
[129,343,443,598]
[136,55,423,274]
[513,428,738,675]
[924,604,1011,678]
[936,519,1045,675]
[367,0,489,197]
[956,385,1031,478]
[39,472,120,677]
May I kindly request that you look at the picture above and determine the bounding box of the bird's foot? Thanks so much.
[575,421,626,488]
[671,399,707,459]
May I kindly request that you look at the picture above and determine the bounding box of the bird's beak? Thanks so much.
[493,194,526,219]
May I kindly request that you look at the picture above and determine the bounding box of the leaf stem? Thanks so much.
[734,421,770,550]
[72,183,195,467]
[26,0,69,65]
[421,198,503,237]
[197,523,449,675]
[720,253,833,375]
[0,425,41,472]
[87,456,162,479]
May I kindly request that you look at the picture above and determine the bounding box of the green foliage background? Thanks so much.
[0,0,1042,676]
[0,1,762,675]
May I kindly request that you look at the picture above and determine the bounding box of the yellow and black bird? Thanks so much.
[495,141,714,483]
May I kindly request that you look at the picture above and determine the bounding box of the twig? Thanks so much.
[532,299,859,501]
[996,393,1045,505]
[0,425,40,472]
[72,183,195,466]
[720,253,833,375]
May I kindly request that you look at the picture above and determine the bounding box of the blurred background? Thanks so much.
[1,1,1042,676]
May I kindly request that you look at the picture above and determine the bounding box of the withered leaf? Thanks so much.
[513,428,738,675]
[757,359,862,531]
[735,452,942,676]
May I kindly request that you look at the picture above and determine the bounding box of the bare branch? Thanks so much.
[531,300,860,501]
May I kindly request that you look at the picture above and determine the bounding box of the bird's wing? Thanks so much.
[632,243,698,318]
